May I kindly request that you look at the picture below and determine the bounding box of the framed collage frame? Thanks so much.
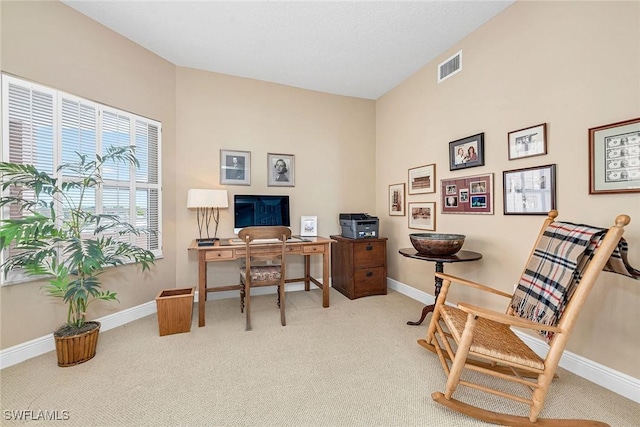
[441,173,494,214]
[220,149,251,185]
[389,183,405,216]
[503,164,556,215]
[588,117,640,194]
[408,202,436,231]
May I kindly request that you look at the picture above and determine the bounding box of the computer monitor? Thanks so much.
[233,195,291,235]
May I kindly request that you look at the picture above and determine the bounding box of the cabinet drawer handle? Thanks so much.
[366,271,373,277]
[366,245,373,251]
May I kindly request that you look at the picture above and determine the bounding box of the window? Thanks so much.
[1,74,162,284]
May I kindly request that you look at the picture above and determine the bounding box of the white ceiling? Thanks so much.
[62,1,514,100]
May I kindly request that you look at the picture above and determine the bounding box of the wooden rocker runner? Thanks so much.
[420,210,639,426]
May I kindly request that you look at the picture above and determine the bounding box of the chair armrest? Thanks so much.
[457,302,563,333]
[434,272,513,299]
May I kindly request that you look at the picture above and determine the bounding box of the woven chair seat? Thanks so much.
[240,265,282,282]
[440,305,545,371]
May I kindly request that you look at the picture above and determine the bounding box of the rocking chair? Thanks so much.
[420,210,639,426]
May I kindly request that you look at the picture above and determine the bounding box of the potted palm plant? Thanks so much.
[0,146,156,366]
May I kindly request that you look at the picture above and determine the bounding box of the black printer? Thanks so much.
[339,213,379,239]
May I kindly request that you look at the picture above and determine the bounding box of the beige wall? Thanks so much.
[0,1,376,349]
[377,0,640,378]
[0,1,178,348]
[176,67,376,289]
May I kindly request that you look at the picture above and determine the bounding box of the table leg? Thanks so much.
[198,250,206,327]
[322,245,330,308]
[304,255,311,291]
[407,261,444,326]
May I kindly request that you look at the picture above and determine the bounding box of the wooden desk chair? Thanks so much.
[238,226,291,331]
[420,210,639,426]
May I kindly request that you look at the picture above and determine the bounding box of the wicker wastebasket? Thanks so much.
[155,287,195,336]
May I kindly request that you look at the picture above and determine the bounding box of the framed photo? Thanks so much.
[408,164,436,194]
[389,183,405,216]
[503,164,556,215]
[220,149,251,185]
[408,202,436,231]
[449,133,485,170]
[267,153,295,187]
[441,173,493,214]
[300,216,317,237]
[588,117,640,194]
[508,123,548,160]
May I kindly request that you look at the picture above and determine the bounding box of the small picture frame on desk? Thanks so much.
[300,216,318,237]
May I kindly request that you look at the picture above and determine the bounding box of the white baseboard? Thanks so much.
[387,277,640,403]
[0,300,157,370]
[0,281,321,370]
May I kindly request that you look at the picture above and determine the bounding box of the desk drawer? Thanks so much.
[302,244,325,254]
[353,241,385,268]
[353,266,387,298]
[205,250,234,261]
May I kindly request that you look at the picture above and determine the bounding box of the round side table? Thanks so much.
[398,248,482,326]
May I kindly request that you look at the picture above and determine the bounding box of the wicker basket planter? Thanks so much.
[155,287,195,336]
[53,321,101,367]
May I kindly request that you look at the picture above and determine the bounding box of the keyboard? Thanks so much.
[228,236,306,245]
[251,238,281,244]
[228,237,280,245]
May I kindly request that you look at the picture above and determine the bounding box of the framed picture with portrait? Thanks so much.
[220,149,251,185]
[503,164,556,215]
[267,153,295,187]
[408,202,436,231]
[449,133,485,170]
[389,183,405,216]
[588,117,640,194]
[508,123,547,160]
[441,173,493,214]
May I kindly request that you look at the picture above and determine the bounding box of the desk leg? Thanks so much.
[304,255,311,291]
[198,250,207,327]
[407,261,444,326]
[323,244,330,308]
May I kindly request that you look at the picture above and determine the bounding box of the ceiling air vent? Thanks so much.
[438,50,462,83]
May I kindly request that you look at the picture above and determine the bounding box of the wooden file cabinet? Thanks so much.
[330,235,388,300]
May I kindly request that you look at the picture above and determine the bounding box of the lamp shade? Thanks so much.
[187,189,229,209]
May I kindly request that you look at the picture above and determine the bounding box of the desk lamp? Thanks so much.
[187,189,228,246]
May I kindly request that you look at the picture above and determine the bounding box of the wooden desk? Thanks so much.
[398,249,482,326]
[189,237,334,327]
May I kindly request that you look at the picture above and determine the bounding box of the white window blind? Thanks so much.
[1,74,163,285]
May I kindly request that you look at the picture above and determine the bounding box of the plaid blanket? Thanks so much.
[510,221,640,342]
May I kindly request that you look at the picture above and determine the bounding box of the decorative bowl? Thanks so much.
[409,233,465,256]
